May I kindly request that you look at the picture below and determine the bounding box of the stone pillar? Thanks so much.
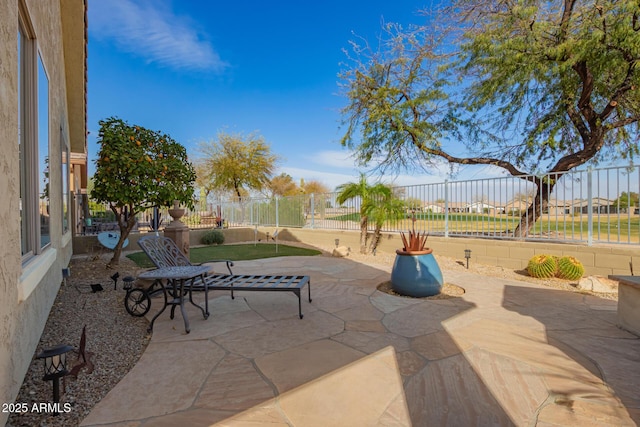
[164,201,190,257]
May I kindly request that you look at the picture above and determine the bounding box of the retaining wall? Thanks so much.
[73,227,640,277]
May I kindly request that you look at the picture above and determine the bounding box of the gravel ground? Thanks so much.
[7,255,151,427]
[7,242,617,427]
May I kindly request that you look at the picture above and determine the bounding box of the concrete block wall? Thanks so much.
[73,227,640,277]
[248,228,639,277]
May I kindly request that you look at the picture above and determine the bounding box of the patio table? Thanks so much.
[138,265,211,333]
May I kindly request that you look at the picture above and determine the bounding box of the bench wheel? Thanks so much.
[125,289,151,317]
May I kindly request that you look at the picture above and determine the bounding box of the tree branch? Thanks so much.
[558,0,578,42]
[600,59,638,120]
[420,145,529,177]
[608,116,640,130]
[572,61,596,123]
[565,102,591,142]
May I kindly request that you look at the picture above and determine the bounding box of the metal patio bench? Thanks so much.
[137,235,312,319]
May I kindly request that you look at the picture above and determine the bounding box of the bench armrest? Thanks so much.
[197,259,234,274]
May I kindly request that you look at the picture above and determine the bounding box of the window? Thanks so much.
[19,6,50,260]
[61,127,70,233]
[38,55,49,248]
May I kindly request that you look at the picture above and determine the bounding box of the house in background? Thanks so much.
[0,1,87,423]
[422,203,445,214]
[464,201,499,215]
[574,197,617,214]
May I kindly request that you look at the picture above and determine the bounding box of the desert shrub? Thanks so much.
[201,230,225,245]
[556,256,585,280]
[527,254,558,278]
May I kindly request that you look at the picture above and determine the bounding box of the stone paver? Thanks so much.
[255,339,365,393]
[81,256,640,427]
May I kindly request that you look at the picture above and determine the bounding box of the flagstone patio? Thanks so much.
[80,256,640,426]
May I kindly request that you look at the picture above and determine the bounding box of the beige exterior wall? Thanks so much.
[0,1,85,423]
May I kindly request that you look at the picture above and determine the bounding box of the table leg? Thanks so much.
[147,279,168,333]
[178,278,190,333]
[187,275,209,319]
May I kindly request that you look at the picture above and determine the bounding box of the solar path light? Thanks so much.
[36,344,74,415]
[464,249,472,269]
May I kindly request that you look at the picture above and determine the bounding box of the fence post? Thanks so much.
[444,179,449,238]
[310,193,315,229]
[587,167,593,246]
[275,196,279,229]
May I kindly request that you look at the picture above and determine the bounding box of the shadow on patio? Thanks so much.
[501,284,640,425]
[79,256,638,426]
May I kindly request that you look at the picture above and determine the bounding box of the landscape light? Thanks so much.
[36,344,74,415]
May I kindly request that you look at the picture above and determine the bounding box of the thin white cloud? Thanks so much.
[280,167,355,191]
[305,150,358,169]
[280,167,447,192]
[89,0,228,72]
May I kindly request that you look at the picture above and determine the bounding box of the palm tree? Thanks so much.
[364,192,406,253]
[336,173,393,254]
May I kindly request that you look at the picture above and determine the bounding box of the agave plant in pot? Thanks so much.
[390,220,444,297]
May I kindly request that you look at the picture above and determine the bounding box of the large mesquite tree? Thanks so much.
[340,0,640,237]
[92,117,196,267]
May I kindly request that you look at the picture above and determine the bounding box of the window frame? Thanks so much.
[19,2,51,263]
[61,125,70,234]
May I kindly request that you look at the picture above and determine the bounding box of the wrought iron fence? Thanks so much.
[216,165,640,246]
[85,165,640,246]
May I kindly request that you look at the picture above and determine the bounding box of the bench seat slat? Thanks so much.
[205,274,308,290]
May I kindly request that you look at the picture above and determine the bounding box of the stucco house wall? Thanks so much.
[0,1,85,423]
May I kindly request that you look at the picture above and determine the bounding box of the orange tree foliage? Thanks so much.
[91,117,196,266]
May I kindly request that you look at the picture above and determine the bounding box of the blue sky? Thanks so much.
[87,0,493,191]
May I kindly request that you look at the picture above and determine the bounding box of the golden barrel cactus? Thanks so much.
[556,256,584,280]
[527,254,558,278]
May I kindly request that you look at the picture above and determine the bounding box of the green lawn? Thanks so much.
[325,212,640,240]
[127,243,322,268]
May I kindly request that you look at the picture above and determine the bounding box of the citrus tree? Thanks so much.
[92,117,196,267]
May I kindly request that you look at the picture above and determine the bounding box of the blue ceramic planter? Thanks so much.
[391,249,444,297]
